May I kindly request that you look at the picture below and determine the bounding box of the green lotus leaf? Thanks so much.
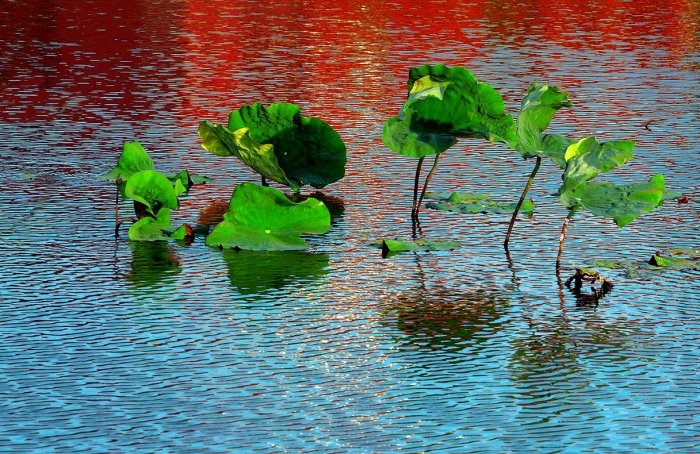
[128,208,174,241]
[383,64,516,157]
[648,254,700,270]
[101,141,154,182]
[515,83,573,160]
[382,115,457,158]
[226,102,346,190]
[381,238,460,256]
[559,174,665,227]
[124,170,179,216]
[222,250,329,294]
[541,134,576,169]
[425,191,535,215]
[562,137,635,187]
[205,183,331,251]
[198,121,293,189]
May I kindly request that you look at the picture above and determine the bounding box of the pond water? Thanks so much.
[1,0,699,451]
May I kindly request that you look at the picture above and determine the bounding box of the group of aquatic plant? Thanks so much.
[382,64,667,267]
[103,103,343,251]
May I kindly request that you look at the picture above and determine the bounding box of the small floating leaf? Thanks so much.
[128,208,173,241]
[101,141,154,182]
[648,254,700,270]
[425,191,535,215]
[205,183,331,251]
[381,238,460,256]
[124,170,179,216]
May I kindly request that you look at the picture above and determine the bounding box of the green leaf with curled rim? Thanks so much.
[227,102,347,190]
[562,137,635,188]
[559,174,665,227]
[425,191,535,215]
[540,134,576,169]
[128,208,173,241]
[381,114,457,158]
[382,64,516,157]
[515,83,573,160]
[101,141,154,182]
[124,170,179,216]
[205,183,331,251]
[198,121,294,190]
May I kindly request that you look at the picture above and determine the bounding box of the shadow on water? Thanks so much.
[126,241,182,287]
[222,250,329,295]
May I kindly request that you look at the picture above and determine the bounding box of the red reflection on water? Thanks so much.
[1,0,697,123]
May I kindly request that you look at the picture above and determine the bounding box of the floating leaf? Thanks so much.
[425,191,535,215]
[559,174,665,227]
[205,183,331,251]
[227,103,346,190]
[515,83,573,160]
[198,121,293,189]
[101,141,154,182]
[124,170,179,216]
[381,238,460,256]
[562,137,635,187]
[383,64,516,157]
[128,208,174,241]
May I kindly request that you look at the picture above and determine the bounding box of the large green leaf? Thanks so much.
[559,174,665,227]
[562,137,635,187]
[383,65,516,158]
[124,170,179,216]
[205,183,331,251]
[198,121,293,188]
[101,141,154,182]
[227,102,346,190]
[541,134,576,169]
[515,83,573,160]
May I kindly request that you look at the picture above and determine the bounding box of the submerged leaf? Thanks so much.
[381,238,460,256]
[515,83,573,160]
[198,121,293,189]
[559,174,665,226]
[425,191,535,215]
[101,141,154,182]
[205,183,331,251]
[227,103,346,190]
[124,170,179,216]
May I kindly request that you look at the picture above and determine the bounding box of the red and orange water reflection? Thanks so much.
[1,0,697,123]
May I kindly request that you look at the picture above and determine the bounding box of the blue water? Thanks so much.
[1,0,699,451]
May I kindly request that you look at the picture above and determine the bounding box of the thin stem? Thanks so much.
[114,185,119,238]
[114,217,137,238]
[415,153,441,216]
[261,176,268,187]
[556,209,576,270]
[411,157,425,216]
[504,157,541,249]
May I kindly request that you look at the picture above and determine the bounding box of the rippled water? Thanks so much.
[2,0,699,451]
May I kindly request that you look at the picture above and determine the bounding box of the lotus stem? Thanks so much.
[415,153,441,216]
[261,176,268,187]
[556,210,575,270]
[114,186,119,238]
[114,216,137,238]
[411,157,425,216]
[504,157,541,249]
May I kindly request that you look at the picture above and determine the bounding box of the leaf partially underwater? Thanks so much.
[425,191,535,215]
[559,174,665,227]
[381,238,460,256]
[205,183,331,251]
